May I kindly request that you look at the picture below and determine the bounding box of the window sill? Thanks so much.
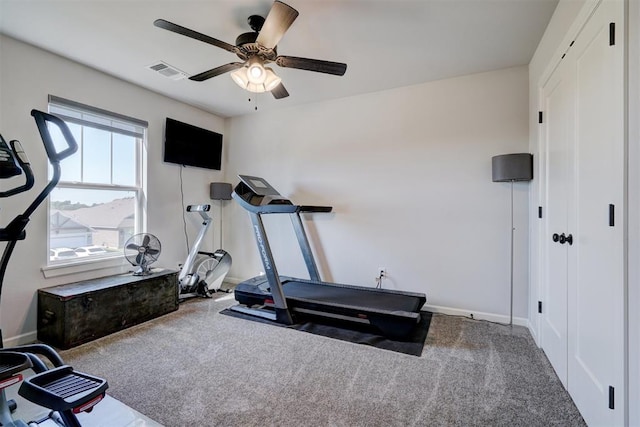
[41,255,131,279]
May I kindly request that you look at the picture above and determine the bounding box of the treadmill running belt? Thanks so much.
[281,280,423,312]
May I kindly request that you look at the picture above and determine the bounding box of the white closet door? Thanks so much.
[567,1,624,425]
[540,58,573,387]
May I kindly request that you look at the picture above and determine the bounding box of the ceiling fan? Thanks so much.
[154,1,347,99]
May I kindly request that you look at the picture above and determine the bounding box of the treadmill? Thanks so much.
[230,175,427,339]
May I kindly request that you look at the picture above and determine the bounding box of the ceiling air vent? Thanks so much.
[146,61,187,80]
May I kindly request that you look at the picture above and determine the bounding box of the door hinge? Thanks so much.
[609,204,615,226]
[609,386,615,409]
[538,301,542,313]
[538,206,543,219]
[609,23,615,46]
[538,111,543,123]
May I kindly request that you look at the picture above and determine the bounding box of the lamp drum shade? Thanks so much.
[492,153,533,182]
[210,182,232,200]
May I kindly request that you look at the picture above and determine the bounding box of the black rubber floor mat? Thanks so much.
[220,308,432,356]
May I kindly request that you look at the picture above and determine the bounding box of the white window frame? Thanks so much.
[43,96,147,277]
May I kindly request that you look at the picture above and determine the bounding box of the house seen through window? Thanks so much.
[47,96,147,264]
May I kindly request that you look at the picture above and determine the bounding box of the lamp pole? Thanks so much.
[510,179,514,327]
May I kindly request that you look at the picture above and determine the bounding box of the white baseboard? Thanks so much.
[423,303,528,327]
[224,276,243,285]
[3,330,38,348]
[527,319,540,346]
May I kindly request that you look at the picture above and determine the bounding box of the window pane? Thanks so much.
[82,127,111,184]
[47,98,145,267]
[49,187,136,261]
[112,134,136,186]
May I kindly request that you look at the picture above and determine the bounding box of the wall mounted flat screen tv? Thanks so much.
[163,118,223,170]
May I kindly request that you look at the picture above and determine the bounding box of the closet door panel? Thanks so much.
[540,60,572,387]
[568,1,624,425]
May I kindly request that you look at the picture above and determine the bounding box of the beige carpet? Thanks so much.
[60,295,586,426]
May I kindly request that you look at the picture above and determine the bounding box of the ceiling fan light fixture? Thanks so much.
[247,83,267,93]
[231,63,281,94]
[246,57,266,84]
[231,68,249,88]
[263,67,282,91]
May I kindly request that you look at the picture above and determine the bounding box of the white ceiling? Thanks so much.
[0,0,558,118]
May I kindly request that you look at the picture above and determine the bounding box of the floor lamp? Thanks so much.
[491,153,533,326]
[210,182,232,248]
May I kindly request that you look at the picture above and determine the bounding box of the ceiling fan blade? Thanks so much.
[275,56,347,76]
[154,19,237,53]
[271,82,289,99]
[256,1,299,49]
[190,62,244,82]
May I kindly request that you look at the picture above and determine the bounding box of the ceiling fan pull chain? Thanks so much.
[246,96,259,111]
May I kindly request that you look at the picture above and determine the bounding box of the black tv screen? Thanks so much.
[163,118,223,170]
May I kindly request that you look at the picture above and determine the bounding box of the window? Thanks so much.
[47,96,147,265]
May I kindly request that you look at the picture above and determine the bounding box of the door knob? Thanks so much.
[552,233,560,242]
[558,233,574,245]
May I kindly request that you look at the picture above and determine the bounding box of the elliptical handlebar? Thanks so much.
[16,110,79,223]
[1,110,81,294]
[30,109,78,163]
[0,138,35,198]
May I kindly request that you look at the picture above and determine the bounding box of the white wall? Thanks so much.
[0,35,226,345]
[225,66,530,322]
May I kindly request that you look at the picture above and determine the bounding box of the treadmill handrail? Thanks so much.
[298,205,332,213]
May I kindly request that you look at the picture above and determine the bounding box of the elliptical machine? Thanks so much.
[0,110,108,426]
[177,204,231,299]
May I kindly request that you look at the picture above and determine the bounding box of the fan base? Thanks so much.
[235,32,258,47]
[132,267,153,276]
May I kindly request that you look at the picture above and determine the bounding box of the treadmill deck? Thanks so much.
[280,279,424,313]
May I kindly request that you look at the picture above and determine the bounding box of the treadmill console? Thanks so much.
[238,175,279,197]
[236,175,292,206]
